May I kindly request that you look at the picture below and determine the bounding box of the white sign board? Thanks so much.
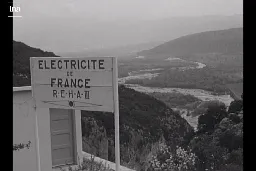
[30,57,115,112]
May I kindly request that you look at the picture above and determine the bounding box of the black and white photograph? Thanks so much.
[13,0,243,171]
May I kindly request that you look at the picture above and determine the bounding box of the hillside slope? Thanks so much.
[81,85,194,169]
[138,27,243,58]
[13,40,59,87]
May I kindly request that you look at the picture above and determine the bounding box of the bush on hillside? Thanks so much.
[216,164,243,171]
[228,100,243,114]
[228,113,241,124]
[197,105,227,133]
[189,133,229,171]
[191,100,225,117]
[188,100,243,171]
[219,128,243,152]
[149,145,196,171]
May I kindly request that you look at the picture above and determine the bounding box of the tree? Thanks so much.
[198,105,227,133]
[189,134,228,171]
[228,100,243,114]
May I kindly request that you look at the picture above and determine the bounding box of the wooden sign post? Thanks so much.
[30,57,120,171]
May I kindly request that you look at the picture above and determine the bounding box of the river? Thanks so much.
[118,57,234,130]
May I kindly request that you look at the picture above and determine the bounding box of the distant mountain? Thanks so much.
[57,41,163,58]
[13,40,59,87]
[138,27,243,58]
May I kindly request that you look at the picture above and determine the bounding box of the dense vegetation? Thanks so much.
[13,40,59,87]
[81,90,243,171]
[81,85,194,170]
[125,66,242,94]
[191,98,243,171]
[147,96,243,171]
[148,92,201,109]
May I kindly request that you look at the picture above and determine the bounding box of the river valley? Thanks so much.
[118,57,234,130]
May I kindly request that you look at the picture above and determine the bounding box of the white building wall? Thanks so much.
[13,87,83,171]
[13,90,38,171]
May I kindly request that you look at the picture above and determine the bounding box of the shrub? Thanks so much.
[228,113,241,124]
[226,148,243,165]
[228,100,243,114]
[216,164,243,171]
[149,145,196,171]
[219,130,243,151]
[198,105,227,133]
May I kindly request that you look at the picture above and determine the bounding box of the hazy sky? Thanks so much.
[14,0,242,20]
[13,0,243,52]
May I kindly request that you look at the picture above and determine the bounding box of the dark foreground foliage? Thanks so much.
[187,99,243,171]
[81,85,194,170]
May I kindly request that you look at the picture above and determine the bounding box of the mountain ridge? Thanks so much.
[138,27,243,58]
[13,40,59,87]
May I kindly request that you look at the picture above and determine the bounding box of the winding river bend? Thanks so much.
[118,57,234,130]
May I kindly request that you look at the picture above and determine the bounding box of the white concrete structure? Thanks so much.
[13,86,135,171]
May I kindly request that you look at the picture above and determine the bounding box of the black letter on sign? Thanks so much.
[58,60,62,69]
[77,91,81,98]
[53,90,57,98]
[71,79,76,88]
[84,79,90,88]
[64,60,69,69]
[84,91,90,99]
[44,60,50,69]
[60,90,65,98]
[99,60,105,69]
[68,90,73,98]
[81,60,86,69]
[64,79,69,88]
[78,79,83,88]
[57,78,63,88]
[51,60,56,69]
[70,60,76,69]
[51,78,56,87]
[91,60,97,69]
[38,60,43,69]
